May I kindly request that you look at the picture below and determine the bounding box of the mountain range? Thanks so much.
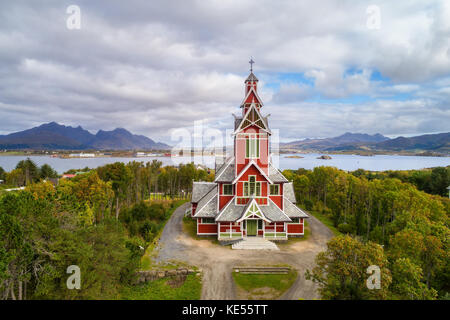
[0,122,170,150]
[281,132,450,154]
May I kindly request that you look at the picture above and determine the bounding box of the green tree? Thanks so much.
[390,258,437,299]
[305,235,392,299]
[39,164,58,180]
[15,158,39,185]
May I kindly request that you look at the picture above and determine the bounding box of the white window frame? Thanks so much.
[270,184,280,195]
[222,184,233,196]
[245,134,260,159]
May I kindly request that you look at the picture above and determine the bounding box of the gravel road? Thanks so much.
[155,203,334,300]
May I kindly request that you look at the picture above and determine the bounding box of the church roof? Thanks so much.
[193,185,218,218]
[215,157,235,182]
[215,198,292,222]
[245,72,259,82]
[283,197,309,218]
[283,182,296,203]
[191,181,216,203]
[269,163,289,183]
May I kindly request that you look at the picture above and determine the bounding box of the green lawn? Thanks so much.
[232,268,297,300]
[121,274,202,300]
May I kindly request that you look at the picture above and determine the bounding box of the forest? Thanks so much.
[284,166,449,299]
[0,159,212,300]
[0,158,448,300]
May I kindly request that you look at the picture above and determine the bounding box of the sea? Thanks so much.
[0,153,449,174]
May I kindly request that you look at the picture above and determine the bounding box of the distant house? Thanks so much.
[69,152,95,158]
[0,179,4,184]
[62,174,76,179]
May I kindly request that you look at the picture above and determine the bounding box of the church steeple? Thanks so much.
[242,58,263,115]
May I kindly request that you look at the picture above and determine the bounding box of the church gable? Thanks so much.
[235,103,270,134]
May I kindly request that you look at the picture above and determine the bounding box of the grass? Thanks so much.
[121,273,202,300]
[140,199,188,270]
[232,268,297,300]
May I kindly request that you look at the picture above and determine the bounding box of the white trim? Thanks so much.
[232,160,273,184]
[237,198,271,223]
[233,105,271,135]
[240,86,264,107]
[200,218,216,224]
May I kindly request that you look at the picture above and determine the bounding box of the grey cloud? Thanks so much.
[0,0,449,142]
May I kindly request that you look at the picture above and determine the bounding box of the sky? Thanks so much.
[0,0,449,144]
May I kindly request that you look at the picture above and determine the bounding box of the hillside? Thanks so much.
[0,122,170,150]
[282,132,390,150]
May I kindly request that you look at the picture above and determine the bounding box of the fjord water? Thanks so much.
[0,153,448,174]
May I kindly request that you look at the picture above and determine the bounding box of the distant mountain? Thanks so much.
[282,132,390,150]
[373,132,450,152]
[0,122,170,150]
[282,132,450,154]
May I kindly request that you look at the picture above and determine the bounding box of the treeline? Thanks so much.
[0,158,58,185]
[352,166,450,197]
[0,159,212,300]
[285,166,449,299]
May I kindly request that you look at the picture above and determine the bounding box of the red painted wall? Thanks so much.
[287,224,303,234]
[197,220,218,234]
[218,183,234,210]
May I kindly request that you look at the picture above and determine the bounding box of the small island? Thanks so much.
[285,155,304,159]
[317,155,332,160]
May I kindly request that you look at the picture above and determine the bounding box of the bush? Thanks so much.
[337,222,354,234]
[303,199,313,211]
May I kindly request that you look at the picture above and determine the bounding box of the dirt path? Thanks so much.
[155,203,334,300]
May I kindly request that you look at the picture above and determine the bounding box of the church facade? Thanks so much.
[190,66,308,241]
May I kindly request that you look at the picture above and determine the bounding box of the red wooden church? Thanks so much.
[190,63,308,241]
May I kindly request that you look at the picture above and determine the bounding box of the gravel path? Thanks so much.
[155,203,334,300]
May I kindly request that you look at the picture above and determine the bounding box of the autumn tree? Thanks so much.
[305,235,392,299]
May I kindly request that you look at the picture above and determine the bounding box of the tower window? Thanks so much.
[246,136,259,158]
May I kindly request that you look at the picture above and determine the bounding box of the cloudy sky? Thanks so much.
[0,0,449,144]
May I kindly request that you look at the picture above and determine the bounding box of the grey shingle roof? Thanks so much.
[246,72,259,82]
[283,198,309,218]
[260,200,292,222]
[193,186,218,218]
[216,199,244,222]
[191,182,216,203]
[215,158,235,182]
[269,163,289,183]
[217,198,292,222]
[283,182,296,203]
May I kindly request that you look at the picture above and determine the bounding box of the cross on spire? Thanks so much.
[249,58,255,72]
